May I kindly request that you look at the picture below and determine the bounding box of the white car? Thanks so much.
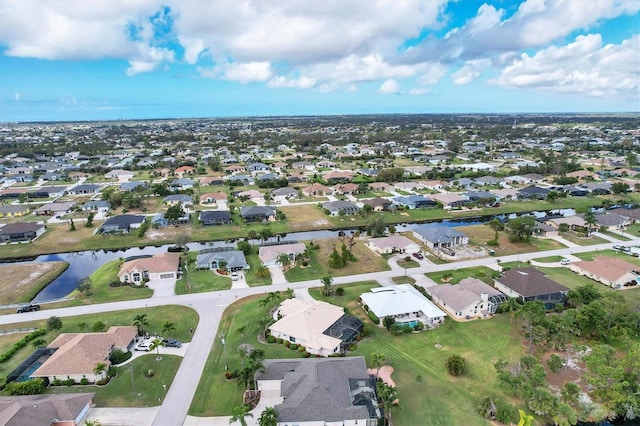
[134,342,151,352]
[231,272,239,281]
[560,258,571,265]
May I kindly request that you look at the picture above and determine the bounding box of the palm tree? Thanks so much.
[235,367,252,390]
[368,353,388,379]
[162,321,176,337]
[133,313,149,336]
[258,406,278,426]
[583,211,597,236]
[93,362,107,382]
[84,419,102,426]
[377,382,399,426]
[149,338,163,359]
[247,230,258,244]
[321,276,333,296]
[284,288,295,299]
[31,338,47,349]
[229,404,253,426]
[445,354,466,376]
[277,253,291,271]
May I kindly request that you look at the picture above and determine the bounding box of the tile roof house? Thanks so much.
[324,170,354,184]
[570,256,639,289]
[240,205,276,222]
[518,186,550,200]
[494,267,568,308]
[0,393,95,426]
[426,192,468,208]
[259,242,306,267]
[544,215,586,231]
[269,299,363,356]
[199,191,228,205]
[118,252,180,284]
[0,222,46,243]
[392,195,437,209]
[162,194,193,207]
[68,184,101,195]
[428,278,506,320]
[256,357,380,425]
[196,249,249,271]
[361,197,392,211]
[302,183,333,197]
[367,235,421,255]
[31,326,137,384]
[592,212,633,229]
[33,201,76,216]
[360,284,446,328]
[0,205,30,218]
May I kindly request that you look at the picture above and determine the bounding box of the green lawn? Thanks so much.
[189,294,302,416]
[532,256,564,263]
[197,283,524,425]
[599,229,632,241]
[175,252,231,294]
[426,266,499,285]
[572,249,640,264]
[44,354,182,407]
[245,254,272,287]
[558,232,609,246]
[397,258,420,269]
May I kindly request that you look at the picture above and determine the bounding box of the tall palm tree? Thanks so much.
[258,407,278,426]
[321,276,333,296]
[368,353,388,379]
[229,404,253,426]
[149,338,163,358]
[93,362,107,382]
[162,321,176,337]
[133,313,149,336]
[377,382,399,426]
[583,211,597,236]
[277,253,291,271]
[247,230,258,244]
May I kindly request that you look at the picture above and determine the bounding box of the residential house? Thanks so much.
[593,212,633,230]
[256,357,379,426]
[474,176,503,186]
[533,220,558,238]
[248,162,270,173]
[105,169,135,181]
[30,326,138,384]
[494,268,569,308]
[322,200,359,216]
[0,222,46,243]
[196,249,249,272]
[581,182,612,195]
[369,182,391,192]
[168,178,194,191]
[570,256,639,289]
[98,214,146,234]
[367,235,421,255]
[268,299,363,356]
[392,195,437,209]
[491,188,519,201]
[544,215,585,231]
[361,197,392,212]
[224,165,246,174]
[421,180,447,191]
[463,191,498,204]
[333,183,359,195]
[200,176,225,186]
[118,252,180,284]
[259,242,306,267]
[33,202,75,216]
[324,170,354,184]
[162,194,193,207]
[412,225,469,251]
[81,200,110,214]
[302,184,332,197]
[174,165,195,177]
[360,284,446,328]
[272,187,298,201]
[518,186,550,200]
[119,180,147,192]
[0,205,30,218]
[427,193,468,209]
[68,184,101,195]
[0,393,95,426]
[199,210,232,225]
[428,278,506,320]
[240,206,276,222]
[286,171,305,183]
[199,191,228,205]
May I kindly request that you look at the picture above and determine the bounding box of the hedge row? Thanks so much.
[0,328,47,364]
[367,311,379,325]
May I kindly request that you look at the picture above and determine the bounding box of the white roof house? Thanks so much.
[360,284,446,328]
[259,242,306,267]
[269,299,345,357]
[367,235,421,255]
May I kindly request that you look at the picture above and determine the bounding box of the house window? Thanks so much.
[290,337,296,343]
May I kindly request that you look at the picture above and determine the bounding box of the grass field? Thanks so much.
[426,266,499,285]
[284,239,390,282]
[558,232,609,246]
[0,261,68,305]
[245,253,272,287]
[278,204,331,230]
[462,225,565,256]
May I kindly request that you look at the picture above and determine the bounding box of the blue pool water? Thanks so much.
[17,361,42,382]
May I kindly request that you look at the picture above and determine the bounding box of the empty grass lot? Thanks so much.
[278,204,331,230]
[426,266,499,285]
[462,225,565,256]
[0,261,68,305]
[557,232,609,246]
[284,239,390,282]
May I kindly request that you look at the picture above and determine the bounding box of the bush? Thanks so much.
[335,287,345,296]
[276,338,283,344]
[92,321,106,332]
[109,349,132,365]
[109,280,123,287]
[290,344,298,350]
[360,323,372,337]
[486,240,499,247]
[284,341,291,348]
[390,324,405,335]
[367,311,380,324]
[402,325,413,333]
[63,378,75,386]
[5,378,45,395]
[298,346,306,352]
[363,304,369,312]
[0,328,47,363]
[267,336,276,343]
[52,379,62,386]
[413,322,425,331]
[80,378,89,385]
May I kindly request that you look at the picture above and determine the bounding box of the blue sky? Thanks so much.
[0,0,638,122]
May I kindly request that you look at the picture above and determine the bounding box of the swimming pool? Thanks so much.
[17,361,42,382]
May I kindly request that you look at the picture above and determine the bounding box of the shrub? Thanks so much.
[6,378,45,395]
[52,379,62,386]
[402,325,413,334]
[63,378,75,386]
[413,322,425,331]
[290,344,298,350]
[548,354,564,373]
[0,328,47,363]
[80,378,89,385]
[276,338,283,344]
[109,280,122,287]
[92,321,106,332]
[335,287,345,296]
[303,352,311,358]
[487,240,499,247]
[360,324,372,337]
[363,304,369,312]
[109,349,132,365]
[367,311,379,324]
[284,341,291,348]
[298,346,306,353]
[390,324,404,335]
[267,336,276,343]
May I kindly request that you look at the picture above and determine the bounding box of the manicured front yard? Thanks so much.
[175,252,231,294]
[245,253,272,287]
[557,232,609,246]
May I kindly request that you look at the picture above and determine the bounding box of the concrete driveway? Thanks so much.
[147,278,177,298]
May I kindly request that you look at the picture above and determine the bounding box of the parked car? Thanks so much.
[134,342,151,351]
[231,272,239,281]
[560,258,571,265]
[613,244,623,250]
[16,304,40,313]
[412,252,424,260]
[162,338,182,348]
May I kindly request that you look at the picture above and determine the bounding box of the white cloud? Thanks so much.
[267,76,317,89]
[200,61,273,84]
[408,87,430,96]
[416,63,448,85]
[14,92,20,101]
[378,79,401,94]
[452,59,491,85]
[127,44,175,76]
[491,34,640,98]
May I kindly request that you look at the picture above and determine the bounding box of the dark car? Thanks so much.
[412,252,424,260]
[162,338,182,348]
[16,304,40,313]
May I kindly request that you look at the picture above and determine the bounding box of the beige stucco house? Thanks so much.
[570,256,639,289]
[118,251,180,284]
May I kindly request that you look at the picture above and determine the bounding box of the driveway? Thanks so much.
[147,278,176,298]
[268,266,288,285]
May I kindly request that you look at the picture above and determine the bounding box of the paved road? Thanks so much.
[1,234,638,425]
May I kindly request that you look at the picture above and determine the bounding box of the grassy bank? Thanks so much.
[0,261,68,305]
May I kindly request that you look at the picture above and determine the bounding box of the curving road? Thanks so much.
[0,233,638,425]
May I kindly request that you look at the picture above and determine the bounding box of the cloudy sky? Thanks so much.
[1,0,638,121]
